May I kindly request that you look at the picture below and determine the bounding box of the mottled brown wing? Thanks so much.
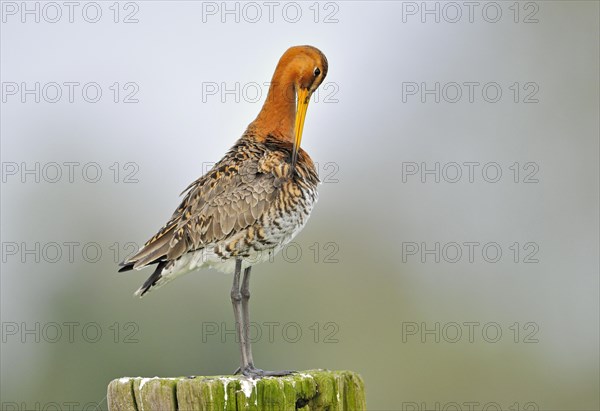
[120,221,177,270]
[123,153,284,270]
[167,158,283,259]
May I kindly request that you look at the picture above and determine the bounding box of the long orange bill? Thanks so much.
[291,88,310,174]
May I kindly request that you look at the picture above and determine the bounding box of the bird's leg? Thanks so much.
[234,265,295,379]
[240,267,254,368]
[231,259,250,372]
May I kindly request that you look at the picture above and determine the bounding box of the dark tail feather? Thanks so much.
[118,258,161,273]
[135,261,168,297]
[118,262,135,272]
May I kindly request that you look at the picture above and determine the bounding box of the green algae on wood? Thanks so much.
[107,378,137,411]
[107,369,366,411]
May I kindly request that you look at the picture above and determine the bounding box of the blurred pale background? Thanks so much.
[1,1,598,410]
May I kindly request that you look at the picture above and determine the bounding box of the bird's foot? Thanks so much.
[236,365,295,379]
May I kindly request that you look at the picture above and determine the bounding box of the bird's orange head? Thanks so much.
[277,45,328,96]
[253,45,328,170]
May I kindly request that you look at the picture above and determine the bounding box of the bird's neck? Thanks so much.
[251,79,296,142]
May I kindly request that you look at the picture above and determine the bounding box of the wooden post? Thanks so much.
[107,369,366,410]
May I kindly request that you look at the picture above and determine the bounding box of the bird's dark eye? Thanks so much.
[313,67,321,77]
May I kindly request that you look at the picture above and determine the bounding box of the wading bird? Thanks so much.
[119,46,328,378]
